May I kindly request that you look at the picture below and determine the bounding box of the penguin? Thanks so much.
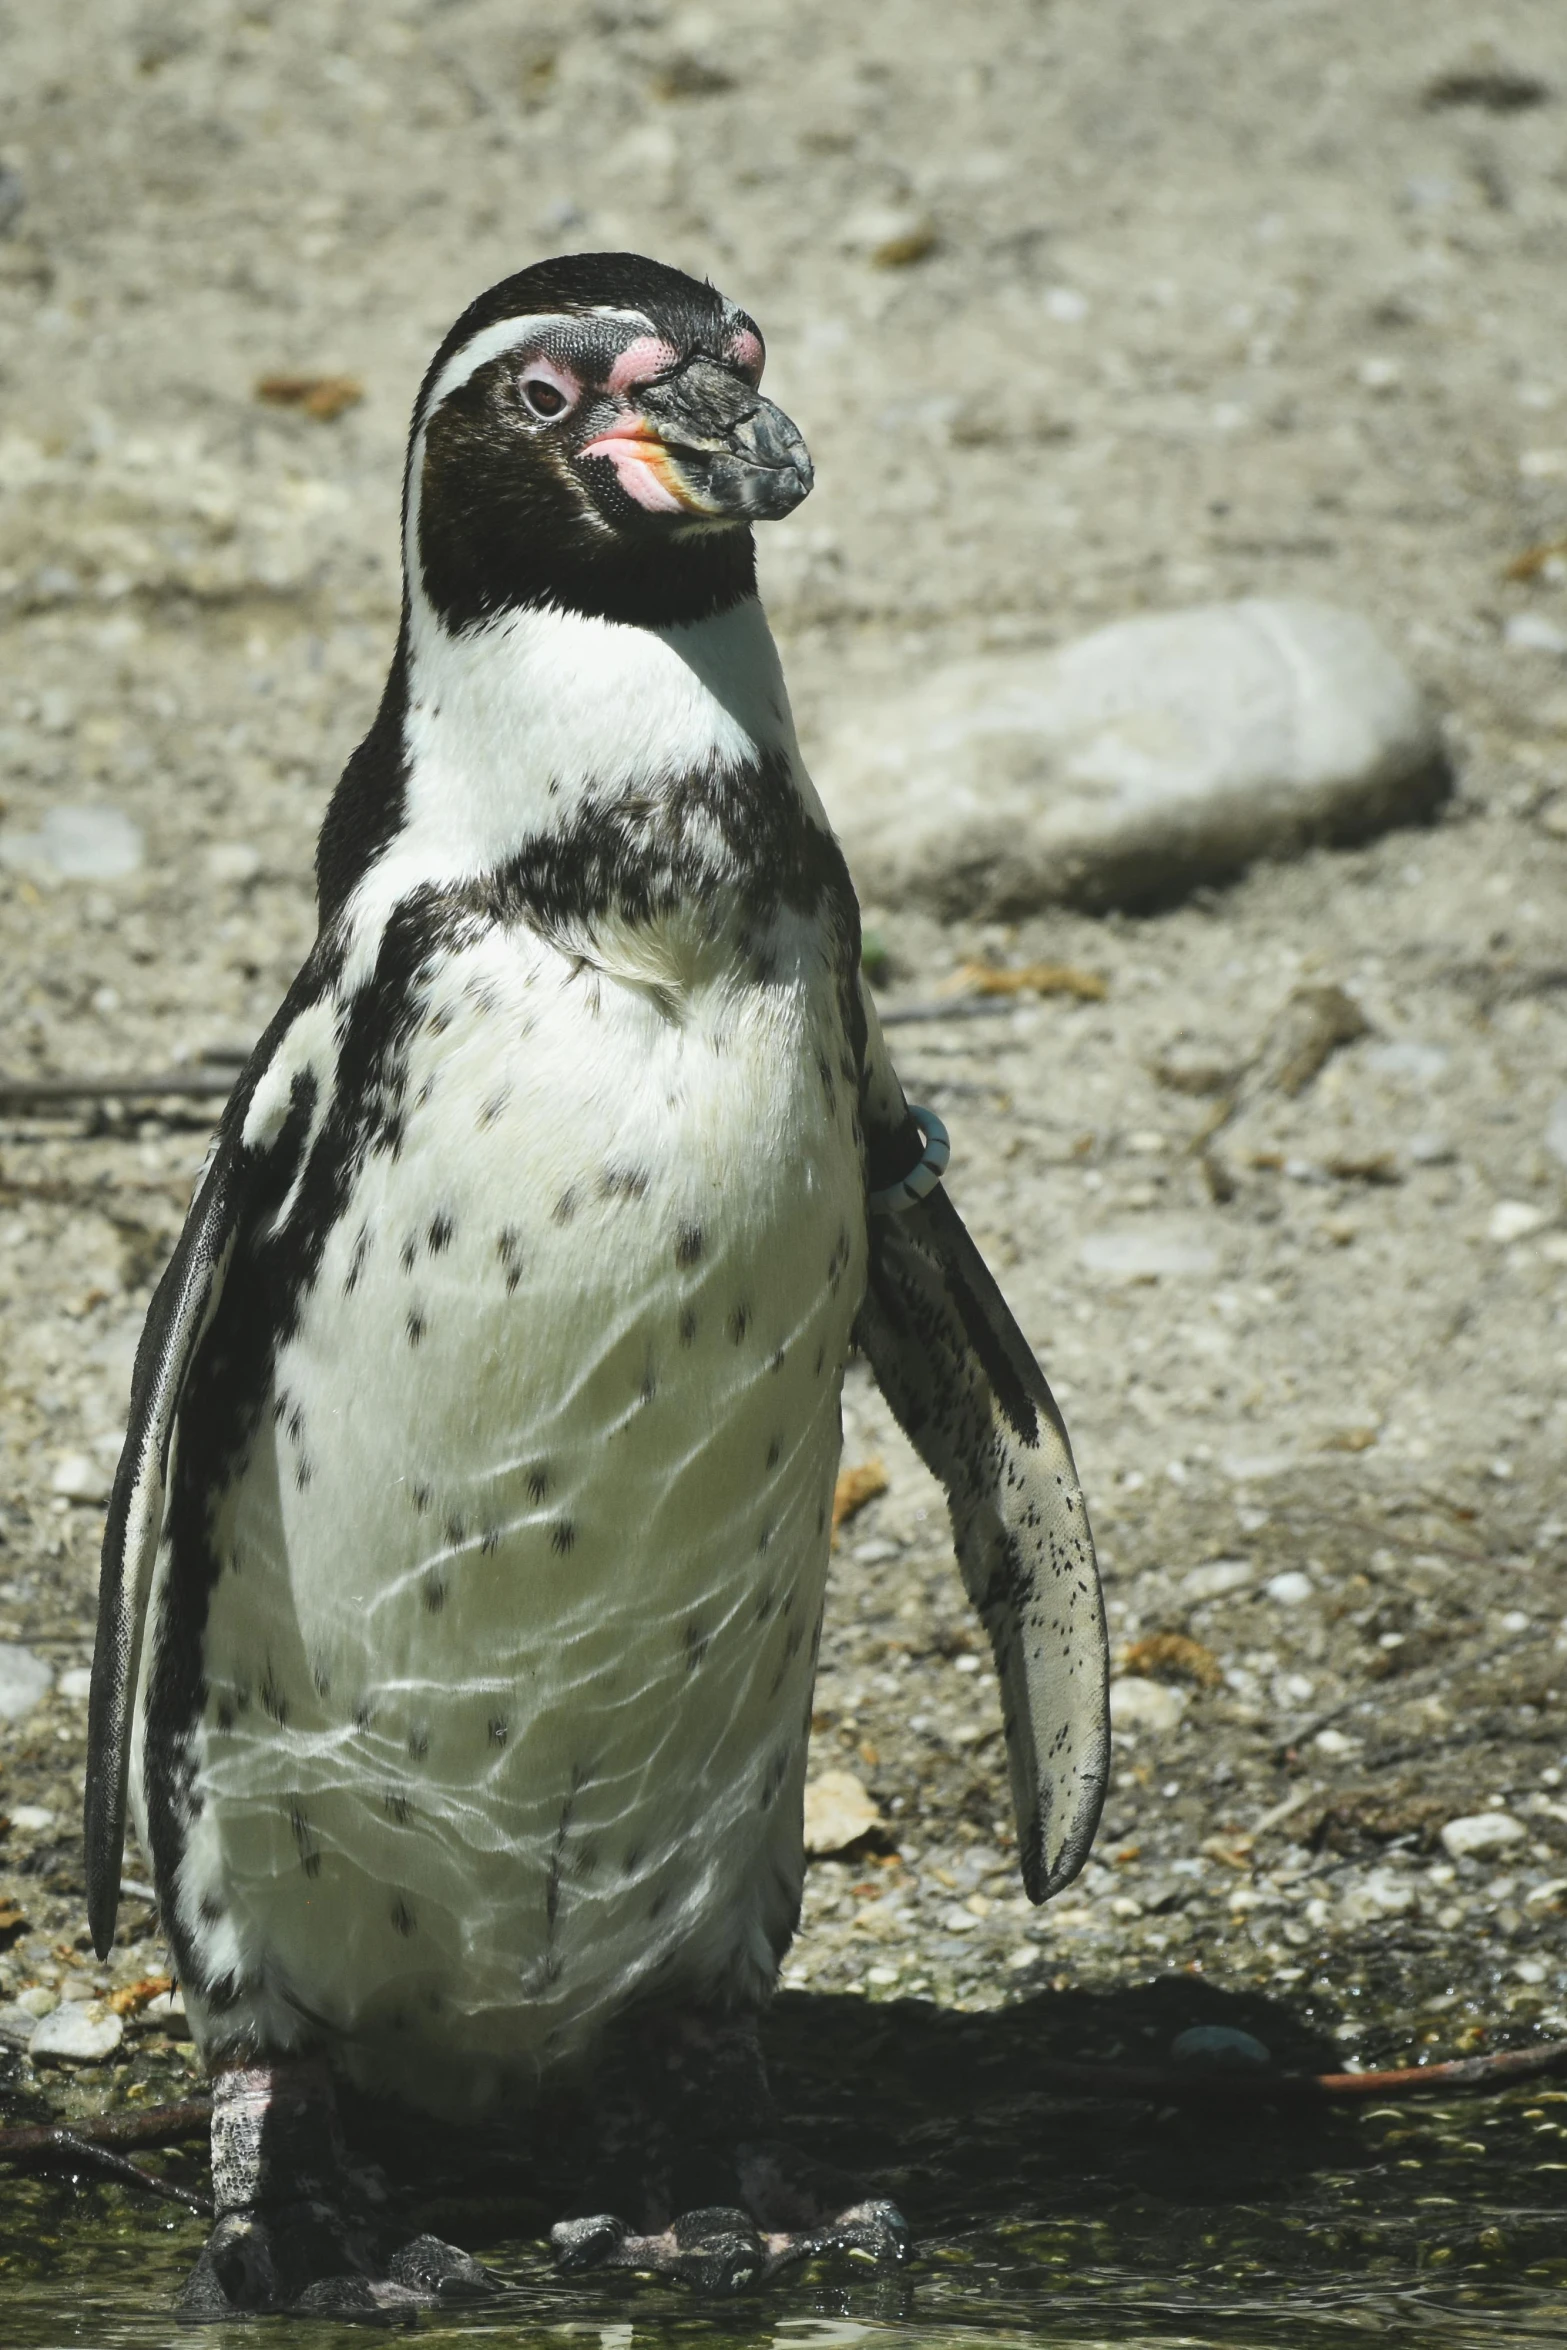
[85,252,1109,2316]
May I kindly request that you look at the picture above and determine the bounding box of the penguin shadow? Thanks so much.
[342,1977,1351,2294]
[763,1977,1349,2240]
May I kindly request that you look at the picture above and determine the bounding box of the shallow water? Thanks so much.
[4,1988,1566,2349]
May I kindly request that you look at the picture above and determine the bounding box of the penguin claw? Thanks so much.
[553,2206,769,2294]
[764,2196,914,2273]
[177,2205,500,2322]
[550,2195,912,2294]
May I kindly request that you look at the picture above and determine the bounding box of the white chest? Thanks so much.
[146,911,867,2105]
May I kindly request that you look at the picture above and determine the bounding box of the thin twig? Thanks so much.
[1023,2036,1567,2106]
[1273,1629,1538,1763]
[0,1069,236,1109]
[0,2095,210,2164]
[45,2129,212,2215]
[879,999,1022,1029]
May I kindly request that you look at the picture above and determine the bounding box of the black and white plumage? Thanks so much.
[86,253,1108,2312]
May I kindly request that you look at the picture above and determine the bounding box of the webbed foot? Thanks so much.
[180,2058,499,2320]
[550,2007,912,2295]
[180,2204,494,2320]
[552,2195,909,2293]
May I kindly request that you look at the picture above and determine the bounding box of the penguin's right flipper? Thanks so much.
[84,1121,249,1957]
[854,1179,1109,1905]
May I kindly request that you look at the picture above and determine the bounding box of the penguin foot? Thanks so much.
[181,2058,498,2319]
[178,2201,499,2321]
[552,2008,912,2292]
[552,2195,910,2293]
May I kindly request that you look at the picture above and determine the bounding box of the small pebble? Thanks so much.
[205,841,263,886]
[1109,1677,1186,1736]
[1489,1199,1551,1244]
[1183,1558,1254,1600]
[1266,1570,1313,1607]
[1170,2024,1273,2071]
[1440,1812,1526,1861]
[803,1769,883,1857]
[1080,1228,1218,1281]
[0,1645,53,1722]
[1503,612,1567,656]
[50,1453,111,1504]
[0,804,144,882]
[1547,1094,1567,1170]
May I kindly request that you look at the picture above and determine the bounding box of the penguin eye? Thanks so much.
[521,375,570,420]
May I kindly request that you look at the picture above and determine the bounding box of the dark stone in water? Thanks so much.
[1170,2024,1274,2072]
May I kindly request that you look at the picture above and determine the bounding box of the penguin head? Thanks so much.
[409,253,812,632]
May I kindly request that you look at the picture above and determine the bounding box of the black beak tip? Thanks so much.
[760,444,813,520]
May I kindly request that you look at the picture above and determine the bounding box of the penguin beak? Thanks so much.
[581,356,813,523]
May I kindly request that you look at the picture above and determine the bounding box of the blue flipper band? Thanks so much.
[867,1104,950,1215]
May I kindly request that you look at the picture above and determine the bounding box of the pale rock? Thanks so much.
[839,204,937,268]
[30,2003,124,2063]
[0,804,143,882]
[56,1666,93,1702]
[803,1769,883,1856]
[1183,1557,1255,1600]
[0,1644,52,1720]
[51,1451,112,1504]
[819,600,1450,916]
[1545,1094,1567,1170]
[9,1805,54,1833]
[1489,1199,1550,1244]
[1266,1571,1314,1607]
[0,2003,40,2052]
[205,840,263,886]
[1504,612,1567,656]
[1079,1225,1219,1281]
[1440,1812,1526,1861]
[1339,1866,1419,1925]
[16,1984,59,2017]
[1110,1676,1186,1736]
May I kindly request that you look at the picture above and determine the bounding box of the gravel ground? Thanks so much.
[0,0,1566,2144]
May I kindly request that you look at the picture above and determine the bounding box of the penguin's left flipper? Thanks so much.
[84,1105,254,1960]
[854,1141,1110,1904]
[83,970,335,1961]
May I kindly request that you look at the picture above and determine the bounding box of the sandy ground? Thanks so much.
[1,0,1566,2156]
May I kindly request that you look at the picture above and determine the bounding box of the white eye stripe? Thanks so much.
[421,306,659,425]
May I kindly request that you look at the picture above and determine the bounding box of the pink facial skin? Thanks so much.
[578,431,687,512]
[606,335,681,394]
[725,326,764,383]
